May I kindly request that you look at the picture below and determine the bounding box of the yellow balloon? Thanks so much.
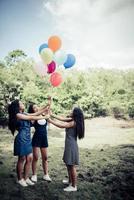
[40,48,53,64]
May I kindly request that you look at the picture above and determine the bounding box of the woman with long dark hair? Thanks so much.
[48,107,85,192]
[28,97,52,183]
[8,99,49,187]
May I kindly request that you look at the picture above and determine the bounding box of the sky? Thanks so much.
[0,0,134,70]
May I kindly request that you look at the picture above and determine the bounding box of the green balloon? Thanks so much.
[40,48,53,64]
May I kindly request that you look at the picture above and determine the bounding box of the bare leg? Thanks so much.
[70,165,77,187]
[32,147,39,175]
[16,156,26,180]
[40,148,48,175]
[66,165,72,184]
[24,153,33,180]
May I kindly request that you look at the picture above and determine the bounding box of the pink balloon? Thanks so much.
[47,61,56,74]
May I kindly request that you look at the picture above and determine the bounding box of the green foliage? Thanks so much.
[0,50,134,119]
[5,49,27,66]
[128,103,134,118]
[110,101,125,119]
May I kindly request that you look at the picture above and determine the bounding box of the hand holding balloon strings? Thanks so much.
[47,96,52,109]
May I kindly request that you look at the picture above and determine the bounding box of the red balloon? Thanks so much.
[50,72,62,87]
[47,61,56,74]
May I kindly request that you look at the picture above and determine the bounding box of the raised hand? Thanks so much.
[45,113,50,120]
[47,96,52,107]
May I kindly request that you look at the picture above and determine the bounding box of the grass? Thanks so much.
[0,117,134,200]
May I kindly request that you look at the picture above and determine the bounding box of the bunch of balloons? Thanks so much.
[34,36,76,87]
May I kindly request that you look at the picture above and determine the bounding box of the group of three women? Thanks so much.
[8,97,85,192]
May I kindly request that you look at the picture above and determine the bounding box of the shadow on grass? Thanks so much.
[0,143,134,200]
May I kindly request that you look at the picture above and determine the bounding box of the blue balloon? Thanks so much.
[64,54,76,69]
[39,43,48,54]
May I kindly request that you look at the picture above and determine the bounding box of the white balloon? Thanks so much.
[34,61,47,77]
[53,50,67,66]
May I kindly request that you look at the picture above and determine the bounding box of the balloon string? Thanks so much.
[50,86,54,109]
[50,85,54,98]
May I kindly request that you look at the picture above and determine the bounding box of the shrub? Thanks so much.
[128,103,134,118]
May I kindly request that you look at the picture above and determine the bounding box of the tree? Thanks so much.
[0,49,134,119]
[5,50,27,66]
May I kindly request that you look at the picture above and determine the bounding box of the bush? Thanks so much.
[109,101,126,119]
[112,106,124,118]
[128,103,134,118]
[88,103,108,118]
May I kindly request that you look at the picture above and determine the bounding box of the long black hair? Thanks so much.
[8,100,20,135]
[28,103,35,114]
[72,107,85,139]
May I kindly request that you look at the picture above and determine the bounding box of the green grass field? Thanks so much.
[0,117,134,200]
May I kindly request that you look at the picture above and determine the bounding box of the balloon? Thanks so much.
[34,61,47,77]
[40,48,53,64]
[47,61,56,74]
[53,50,67,66]
[50,72,62,87]
[39,43,48,54]
[48,36,62,52]
[64,54,76,69]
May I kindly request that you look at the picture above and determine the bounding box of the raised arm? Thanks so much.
[16,113,49,121]
[48,118,75,128]
[47,96,52,108]
[28,106,49,116]
[51,114,72,122]
[36,97,52,112]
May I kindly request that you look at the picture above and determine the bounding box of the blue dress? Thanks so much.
[32,119,48,148]
[14,115,32,156]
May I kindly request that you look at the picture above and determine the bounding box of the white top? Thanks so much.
[37,119,46,125]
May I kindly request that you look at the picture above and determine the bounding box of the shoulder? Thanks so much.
[66,121,75,129]
[16,113,30,120]
[71,120,75,126]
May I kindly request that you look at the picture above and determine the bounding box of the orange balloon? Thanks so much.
[48,36,62,52]
[50,72,62,87]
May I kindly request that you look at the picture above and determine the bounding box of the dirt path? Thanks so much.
[48,117,134,149]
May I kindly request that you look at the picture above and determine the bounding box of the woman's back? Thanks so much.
[63,127,79,166]
[65,127,77,141]
[17,118,30,130]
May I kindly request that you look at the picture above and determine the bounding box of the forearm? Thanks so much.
[48,118,65,128]
[51,114,72,122]
[29,108,48,116]
[17,113,49,121]
[30,115,48,121]
[48,118,74,128]
[38,98,51,112]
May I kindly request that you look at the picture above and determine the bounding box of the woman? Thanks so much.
[48,107,85,192]
[28,100,52,183]
[8,99,49,187]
